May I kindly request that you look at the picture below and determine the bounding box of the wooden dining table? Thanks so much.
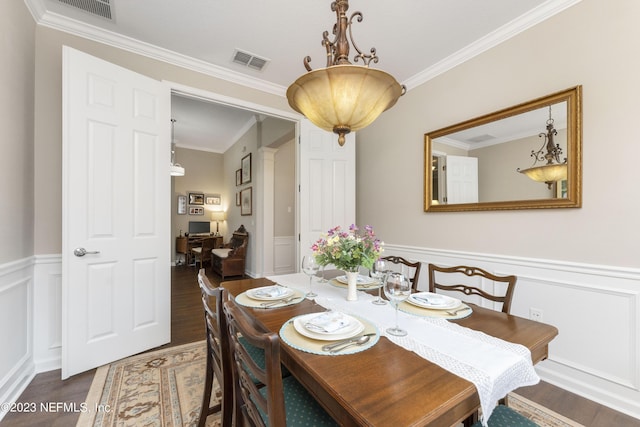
[222,277,558,427]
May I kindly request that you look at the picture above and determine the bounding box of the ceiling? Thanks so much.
[25,0,580,153]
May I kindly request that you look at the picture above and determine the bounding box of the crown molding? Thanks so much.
[402,0,583,91]
[27,0,581,97]
[32,7,287,97]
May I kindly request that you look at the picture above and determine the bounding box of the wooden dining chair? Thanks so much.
[192,237,215,270]
[197,269,233,427]
[428,264,517,314]
[382,255,422,291]
[223,298,338,427]
[471,404,538,426]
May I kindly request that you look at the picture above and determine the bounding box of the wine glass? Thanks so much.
[370,259,388,305]
[318,264,328,283]
[383,272,411,336]
[301,256,319,298]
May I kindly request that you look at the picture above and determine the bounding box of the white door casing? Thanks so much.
[445,155,479,204]
[298,120,356,270]
[62,47,171,378]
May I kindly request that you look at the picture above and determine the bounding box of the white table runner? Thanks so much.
[268,273,540,425]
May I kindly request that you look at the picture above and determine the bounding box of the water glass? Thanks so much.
[383,272,411,336]
[301,256,319,298]
[370,259,387,305]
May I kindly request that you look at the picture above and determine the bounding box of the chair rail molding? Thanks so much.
[383,243,640,421]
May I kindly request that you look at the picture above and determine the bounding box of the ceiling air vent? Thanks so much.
[468,134,495,143]
[56,0,112,20]
[232,49,269,71]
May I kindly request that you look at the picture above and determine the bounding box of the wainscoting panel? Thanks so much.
[385,244,640,420]
[4,249,639,422]
[33,255,62,372]
[0,257,35,421]
[274,236,295,275]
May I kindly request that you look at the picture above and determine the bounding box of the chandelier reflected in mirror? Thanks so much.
[286,0,405,146]
[518,106,567,189]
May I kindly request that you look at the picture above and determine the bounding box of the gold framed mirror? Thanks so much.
[424,86,582,212]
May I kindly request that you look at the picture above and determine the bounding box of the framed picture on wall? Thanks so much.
[240,187,252,216]
[177,195,187,215]
[189,206,204,215]
[236,192,241,206]
[241,153,252,184]
[236,169,242,186]
[206,194,221,205]
[189,192,204,205]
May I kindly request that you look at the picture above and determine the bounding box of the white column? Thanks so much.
[257,147,277,277]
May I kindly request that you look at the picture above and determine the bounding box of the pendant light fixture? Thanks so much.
[518,106,567,189]
[286,0,405,146]
[170,118,185,176]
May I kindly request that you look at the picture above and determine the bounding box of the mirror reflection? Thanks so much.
[424,86,581,212]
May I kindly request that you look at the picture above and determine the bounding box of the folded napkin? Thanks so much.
[305,312,350,333]
[413,294,447,305]
[253,285,289,299]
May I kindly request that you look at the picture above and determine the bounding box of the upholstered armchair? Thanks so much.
[210,225,249,280]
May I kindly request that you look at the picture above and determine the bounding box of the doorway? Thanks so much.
[168,83,299,277]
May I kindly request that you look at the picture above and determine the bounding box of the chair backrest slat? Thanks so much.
[428,264,517,314]
[224,298,286,427]
[382,256,422,292]
[197,269,233,427]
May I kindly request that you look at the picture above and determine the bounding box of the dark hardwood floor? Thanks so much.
[1,266,215,427]
[2,266,638,426]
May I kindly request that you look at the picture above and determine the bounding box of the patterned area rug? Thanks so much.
[77,341,221,427]
[78,340,582,427]
[507,393,585,427]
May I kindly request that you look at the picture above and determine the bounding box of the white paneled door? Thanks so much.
[61,47,171,378]
[445,155,479,204]
[298,120,355,268]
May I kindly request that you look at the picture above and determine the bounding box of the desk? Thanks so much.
[176,235,223,265]
[222,277,558,426]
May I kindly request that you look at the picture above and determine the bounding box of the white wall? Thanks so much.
[357,0,640,419]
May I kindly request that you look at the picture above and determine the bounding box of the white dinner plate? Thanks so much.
[246,285,293,301]
[293,313,364,341]
[407,292,461,310]
[335,275,375,285]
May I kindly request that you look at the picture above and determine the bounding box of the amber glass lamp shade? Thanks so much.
[287,65,403,146]
[519,163,567,184]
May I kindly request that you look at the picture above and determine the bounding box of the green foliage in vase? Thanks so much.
[312,224,383,271]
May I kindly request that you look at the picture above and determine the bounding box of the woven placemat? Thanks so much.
[280,314,379,356]
[235,288,306,309]
[398,301,472,320]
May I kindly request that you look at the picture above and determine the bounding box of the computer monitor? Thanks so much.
[188,221,210,235]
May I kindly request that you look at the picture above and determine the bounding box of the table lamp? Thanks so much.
[210,211,226,236]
